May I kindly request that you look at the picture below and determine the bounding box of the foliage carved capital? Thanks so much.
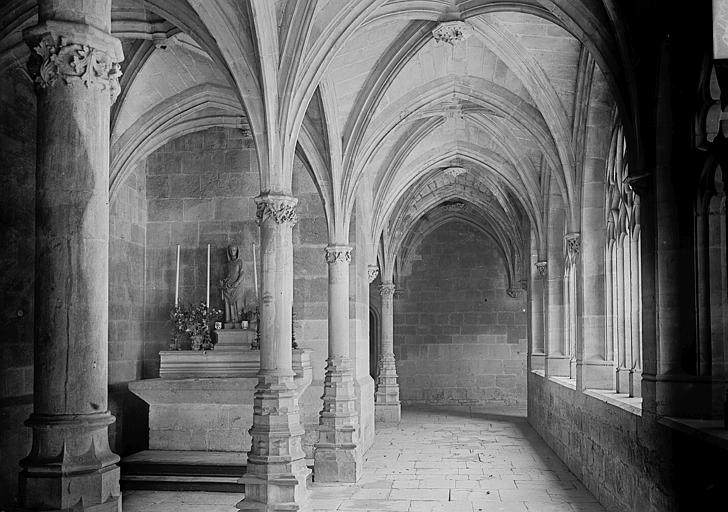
[26,34,122,103]
[255,194,298,226]
[324,246,352,265]
[379,283,396,299]
[367,265,380,283]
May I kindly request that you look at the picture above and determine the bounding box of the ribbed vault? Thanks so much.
[0,0,636,263]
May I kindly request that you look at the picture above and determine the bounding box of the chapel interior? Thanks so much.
[1,1,727,511]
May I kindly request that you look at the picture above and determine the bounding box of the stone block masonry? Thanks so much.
[394,221,527,406]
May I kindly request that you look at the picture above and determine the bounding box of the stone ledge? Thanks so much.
[659,417,728,451]
[548,375,576,390]
[584,389,642,417]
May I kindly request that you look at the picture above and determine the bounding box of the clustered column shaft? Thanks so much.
[530,261,547,371]
[20,1,123,509]
[375,282,401,422]
[238,194,310,511]
[314,245,361,483]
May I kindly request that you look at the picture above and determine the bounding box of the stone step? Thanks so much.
[120,450,247,492]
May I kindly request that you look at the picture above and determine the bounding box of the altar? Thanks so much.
[129,330,312,453]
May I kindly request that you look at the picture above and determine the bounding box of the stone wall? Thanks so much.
[108,162,149,457]
[394,220,527,406]
[143,127,259,376]
[528,373,728,512]
[291,157,329,455]
[110,162,147,384]
[0,67,36,507]
[528,375,657,511]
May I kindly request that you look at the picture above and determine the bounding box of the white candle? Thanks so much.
[206,243,211,308]
[175,244,180,306]
[252,242,259,300]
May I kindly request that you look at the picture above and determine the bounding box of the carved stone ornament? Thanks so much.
[379,283,396,298]
[443,166,467,178]
[432,21,473,46]
[506,288,522,299]
[325,246,352,264]
[442,201,466,212]
[564,232,581,264]
[367,265,380,283]
[255,196,298,225]
[27,34,122,103]
[535,260,547,277]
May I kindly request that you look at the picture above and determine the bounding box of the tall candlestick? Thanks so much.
[175,244,180,306]
[252,242,259,300]
[206,244,211,308]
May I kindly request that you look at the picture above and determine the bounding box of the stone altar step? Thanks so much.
[120,450,247,492]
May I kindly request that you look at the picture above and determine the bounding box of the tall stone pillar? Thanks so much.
[375,282,400,422]
[239,194,310,511]
[545,215,569,376]
[20,2,123,510]
[577,206,614,390]
[529,261,547,371]
[314,246,361,483]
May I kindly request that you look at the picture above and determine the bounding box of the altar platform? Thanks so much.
[124,329,313,491]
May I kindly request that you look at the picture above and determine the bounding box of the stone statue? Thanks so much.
[220,244,245,327]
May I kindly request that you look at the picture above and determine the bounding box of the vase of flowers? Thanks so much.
[170,302,223,351]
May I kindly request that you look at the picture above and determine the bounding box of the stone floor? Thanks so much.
[123,406,605,512]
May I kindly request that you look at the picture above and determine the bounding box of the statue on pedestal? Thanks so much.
[220,244,245,328]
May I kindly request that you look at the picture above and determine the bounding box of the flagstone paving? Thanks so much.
[123,406,605,512]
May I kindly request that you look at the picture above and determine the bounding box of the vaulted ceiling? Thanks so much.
[0,0,634,283]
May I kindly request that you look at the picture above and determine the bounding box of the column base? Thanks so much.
[576,360,615,391]
[20,469,121,512]
[375,402,401,423]
[19,411,121,511]
[238,466,311,512]
[314,358,361,483]
[545,355,570,377]
[642,373,714,417]
[239,372,310,511]
[313,433,362,483]
[616,366,630,394]
[529,353,545,372]
[629,369,642,398]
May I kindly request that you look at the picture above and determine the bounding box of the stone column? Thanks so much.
[375,282,401,422]
[19,2,123,510]
[530,261,547,371]
[239,194,310,511]
[629,223,643,397]
[545,208,570,377]
[314,245,361,483]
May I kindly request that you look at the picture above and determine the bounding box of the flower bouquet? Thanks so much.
[170,302,223,351]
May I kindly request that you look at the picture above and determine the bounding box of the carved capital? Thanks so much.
[26,33,122,103]
[535,261,547,277]
[367,265,380,283]
[564,232,581,264]
[432,21,472,46]
[325,245,352,265]
[379,283,396,298]
[255,194,298,226]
